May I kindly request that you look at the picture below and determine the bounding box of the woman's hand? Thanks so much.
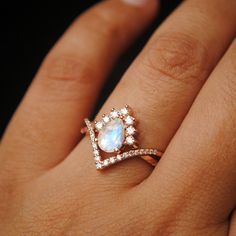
[1,0,236,235]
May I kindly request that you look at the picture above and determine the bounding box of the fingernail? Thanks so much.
[121,0,152,7]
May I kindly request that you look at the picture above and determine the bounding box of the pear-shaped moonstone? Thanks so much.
[98,118,125,153]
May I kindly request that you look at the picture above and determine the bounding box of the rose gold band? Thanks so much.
[141,152,163,166]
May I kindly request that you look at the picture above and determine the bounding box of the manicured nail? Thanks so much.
[121,0,152,7]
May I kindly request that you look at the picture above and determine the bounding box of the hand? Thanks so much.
[1,0,236,235]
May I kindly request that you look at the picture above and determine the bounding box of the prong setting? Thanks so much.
[91,106,138,158]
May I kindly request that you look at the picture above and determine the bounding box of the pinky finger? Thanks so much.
[144,39,236,235]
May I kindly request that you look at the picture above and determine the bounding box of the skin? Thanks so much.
[0,0,236,235]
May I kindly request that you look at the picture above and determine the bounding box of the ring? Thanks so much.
[81,105,163,170]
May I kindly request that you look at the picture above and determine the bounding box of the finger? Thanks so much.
[66,0,236,186]
[145,39,236,234]
[230,210,236,236]
[0,0,158,175]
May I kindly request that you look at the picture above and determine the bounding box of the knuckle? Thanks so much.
[35,54,96,102]
[39,54,95,84]
[142,32,209,85]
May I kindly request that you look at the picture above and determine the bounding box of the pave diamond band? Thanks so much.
[82,106,163,170]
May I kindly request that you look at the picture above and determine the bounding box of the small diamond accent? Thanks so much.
[126,136,135,145]
[103,115,110,123]
[129,150,135,155]
[134,150,139,155]
[120,107,129,115]
[124,115,134,125]
[140,149,145,154]
[110,157,116,163]
[96,163,102,169]
[126,126,135,135]
[117,154,122,160]
[95,121,103,130]
[110,110,119,118]
[123,153,128,158]
[93,150,99,155]
[103,159,109,166]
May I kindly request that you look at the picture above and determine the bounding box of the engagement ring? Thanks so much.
[81,105,163,170]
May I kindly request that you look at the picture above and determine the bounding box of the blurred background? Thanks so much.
[1,0,182,136]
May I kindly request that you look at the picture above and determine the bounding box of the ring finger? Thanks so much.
[63,0,236,186]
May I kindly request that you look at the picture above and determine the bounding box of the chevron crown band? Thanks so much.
[81,105,163,170]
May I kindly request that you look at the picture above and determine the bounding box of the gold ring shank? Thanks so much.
[141,153,162,166]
